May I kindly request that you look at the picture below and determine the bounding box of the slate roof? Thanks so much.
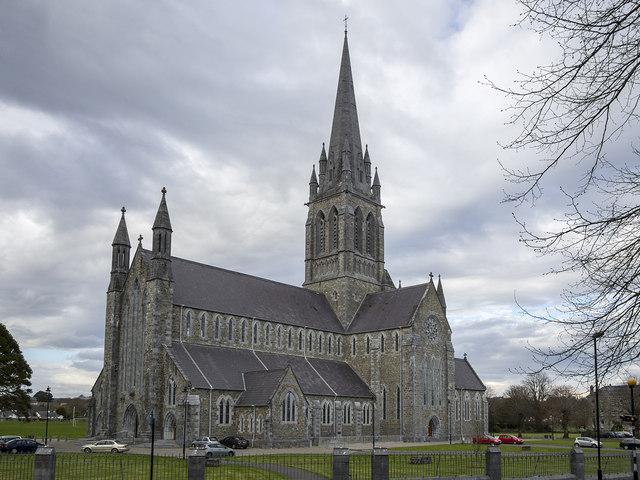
[347,283,427,333]
[166,254,344,333]
[236,370,287,406]
[166,342,374,399]
[454,357,486,391]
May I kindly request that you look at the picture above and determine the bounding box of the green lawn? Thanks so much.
[0,420,87,440]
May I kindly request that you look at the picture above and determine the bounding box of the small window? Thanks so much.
[394,332,399,351]
[214,317,220,340]
[241,320,246,343]
[382,387,387,420]
[380,334,385,353]
[253,323,258,344]
[366,336,370,354]
[351,337,356,355]
[337,337,342,355]
[288,329,293,349]
[227,318,234,341]
[322,402,332,425]
[281,391,296,423]
[277,326,282,348]
[218,397,232,425]
[363,404,372,425]
[319,334,323,353]
[265,324,271,345]
[185,312,192,337]
[328,336,333,354]
[298,331,303,350]
[200,314,206,338]
[396,385,401,420]
[343,403,352,425]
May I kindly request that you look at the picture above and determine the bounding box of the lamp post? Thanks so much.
[182,382,192,460]
[44,386,51,445]
[592,331,604,480]
[628,377,637,438]
[148,410,155,480]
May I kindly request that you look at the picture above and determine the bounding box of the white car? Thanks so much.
[574,437,602,448]
[81,439,129,453]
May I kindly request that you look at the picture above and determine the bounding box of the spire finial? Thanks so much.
[429,272,434,280]
[343,15,348,35]
[138,234,143,245]
[121,206,126,216]
[161,186,167,196]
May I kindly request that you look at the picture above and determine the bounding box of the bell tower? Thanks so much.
[304,31,394,328]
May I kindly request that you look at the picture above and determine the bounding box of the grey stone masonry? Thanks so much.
[187,449,206,480]
[570,446,585,480]
[485,446,501,480]
[372,448,389,480]
[332,447,350,480]
[34,447,56,480]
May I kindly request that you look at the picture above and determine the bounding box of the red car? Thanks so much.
[472,434,501,445]
[498,434,524,445]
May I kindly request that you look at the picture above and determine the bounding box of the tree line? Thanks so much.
[488,373,592,437]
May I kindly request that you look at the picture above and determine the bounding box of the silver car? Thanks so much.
[81,439,129,453]
[197,441,234,458]
[574,437,602,448]
[191,436,218,448]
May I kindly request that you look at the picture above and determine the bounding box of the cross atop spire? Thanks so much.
[343,15,349,35]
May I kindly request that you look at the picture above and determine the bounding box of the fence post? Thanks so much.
[34,446,56,480]
[371,447,389,480]
[187,449,206,480]
[631,450,638,480]
[485,445,501,480]
[332,447,350,480]
[570,446,585,480]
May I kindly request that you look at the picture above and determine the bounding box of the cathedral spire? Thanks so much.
[437,274,447,313]
[109,207,131,292]
[327,31,363,189]
[151,187,173,280]
[309,165,318,200]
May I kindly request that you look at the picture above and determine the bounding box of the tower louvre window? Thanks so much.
[354,209,363,252]
[331,209,338,250]
[366,213,375,256]
[316,212,326,254]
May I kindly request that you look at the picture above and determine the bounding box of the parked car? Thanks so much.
[0,436,21,449]
[81,440,129,453]
[196,441,234,458]
[574,437,602,448]
[220,435,249,449]
[620,438,640,450]
[0,438,43,454]
[191,436,218,448]
[497,434,524,445]
[615,431,633,438]
[472,435,501,445]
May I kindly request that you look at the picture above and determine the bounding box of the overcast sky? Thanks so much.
[2,0,637,398]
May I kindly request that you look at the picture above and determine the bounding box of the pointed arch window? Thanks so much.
[308,332,313,350]
[354,209,363,253]
[322,402,332,425]
[253,322,258,345]
[287,329,293,349]
[343,402,352,425]
[218,397,232,425]
[200,314,206,338]
[227,318,234,341]
[277,326,282,348]
[330,208,339,251]
[363,403,372,425]
[382,387,387,420]
[281,391,297,423]
[241,320,247,343]
[298,331,303,350]
[265,324,271,345]
[319,334,323,353]
[214,317,220,340]
[328,335,333,354]
[185,312,192,337]
[337,337,342,355]
[366,213,375,256]
[316,212,326,254]
[168,379,176,405]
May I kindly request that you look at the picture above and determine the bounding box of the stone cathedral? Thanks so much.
[88,32,487,446]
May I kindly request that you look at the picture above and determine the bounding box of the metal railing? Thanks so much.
[56,453,187,479]
[501,451,570,478]
[222,453,332,479]
[0,453,34,480]
[387,450,485,478]
[584,452,633,476]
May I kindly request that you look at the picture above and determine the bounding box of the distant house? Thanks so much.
[33,411,63,421]
[589,384,639,432]
[0,411,18,420]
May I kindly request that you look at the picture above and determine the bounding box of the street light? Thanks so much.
[182,381,192,459]
[44,386,51,446]
[592,331,604,480]
[628,377,637,438]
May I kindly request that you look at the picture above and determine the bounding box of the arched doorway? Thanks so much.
[123,404,139,438]
[164,413,177,440]
[427,416,439,438]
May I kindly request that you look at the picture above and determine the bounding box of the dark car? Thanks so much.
[0,438,43,454]
[620,438,640,450]
[220,436,249,449]
[0,436,21,450]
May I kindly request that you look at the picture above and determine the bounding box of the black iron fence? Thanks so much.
[0,446,636,480]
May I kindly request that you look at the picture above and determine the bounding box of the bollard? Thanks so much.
[34,446,56,480]
[485,446,501,480]
[570,446,585,480]
[332,447,349,480]
[372,447,389,480]
[187,449,206,480]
